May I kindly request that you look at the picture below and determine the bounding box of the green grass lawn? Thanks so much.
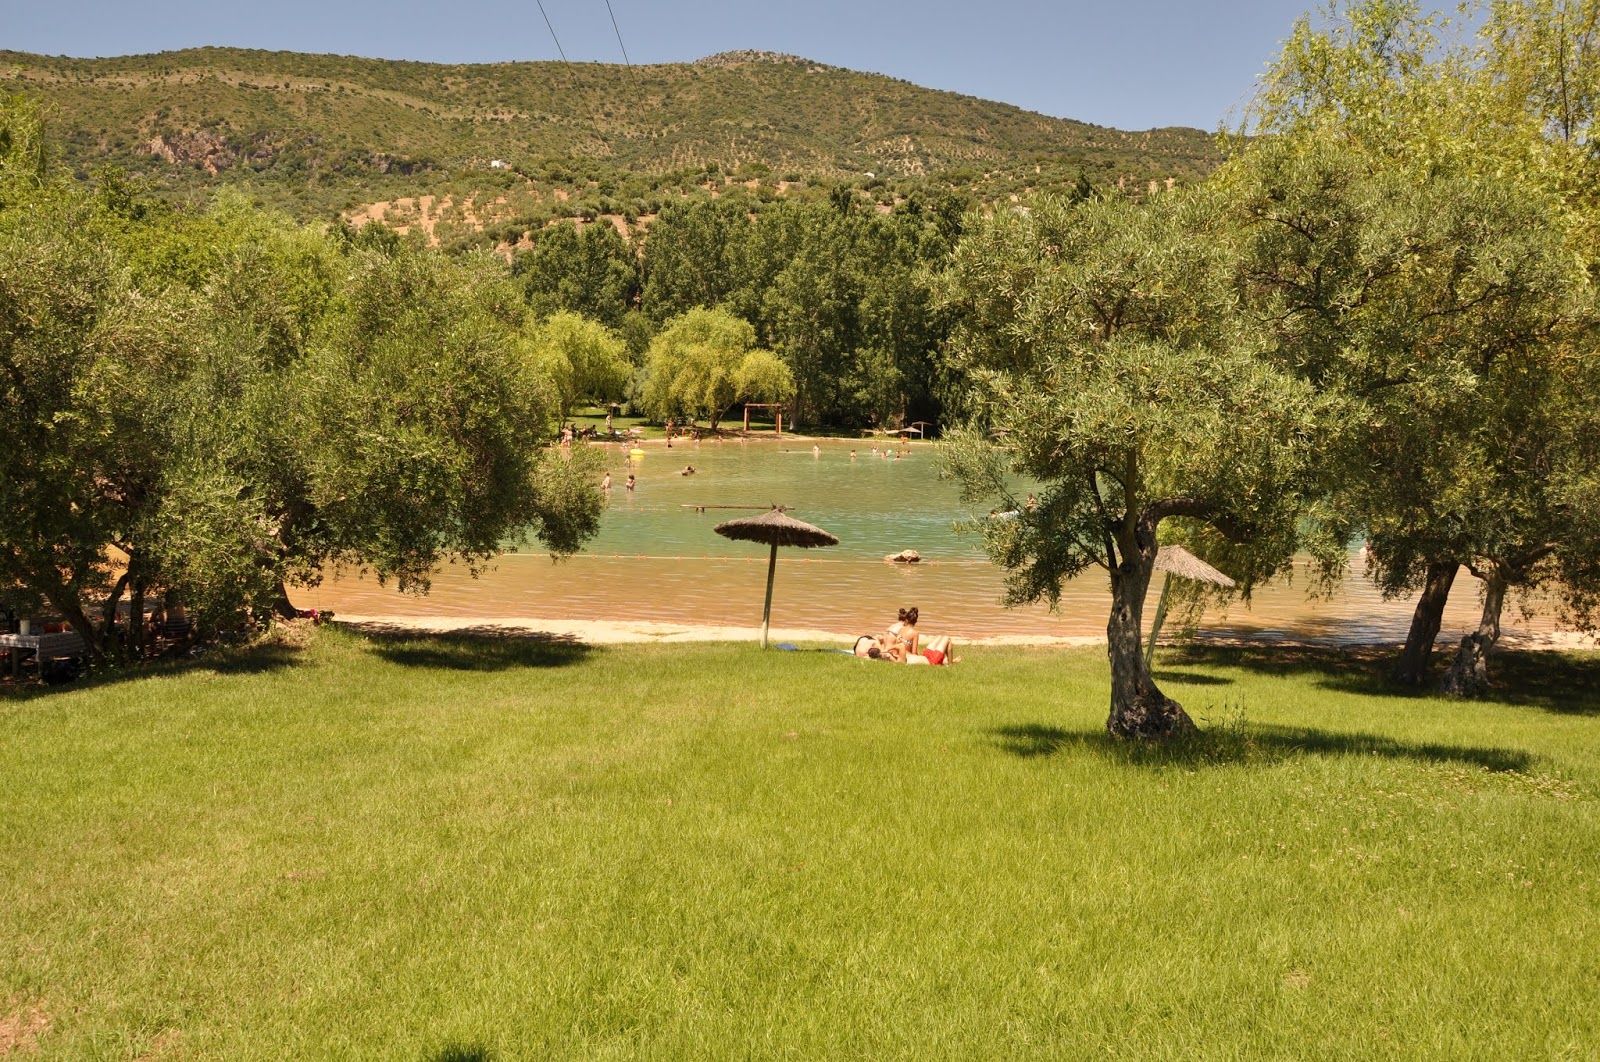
[3,629,1598,1059]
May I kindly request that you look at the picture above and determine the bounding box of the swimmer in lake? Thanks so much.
[601,472,612,492]
[680,465,697,476]
[626,474,636,492]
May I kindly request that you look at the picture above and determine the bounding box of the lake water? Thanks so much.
[303,438,1562,645]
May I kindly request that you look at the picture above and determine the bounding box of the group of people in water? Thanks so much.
[597,435,917,496]
[853,607,954,666]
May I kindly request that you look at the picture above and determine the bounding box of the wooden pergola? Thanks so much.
[742,403,784,435]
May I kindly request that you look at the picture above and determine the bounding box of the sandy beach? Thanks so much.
[330,613,1598,652]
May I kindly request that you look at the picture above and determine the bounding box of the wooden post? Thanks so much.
[1144,573,1174,669]
[775,409,782,436]
[744,405,750,432]
[761,541,779,649]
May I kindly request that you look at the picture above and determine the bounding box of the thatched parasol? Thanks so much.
[714,507,839,648]
[1145,545,1236,666]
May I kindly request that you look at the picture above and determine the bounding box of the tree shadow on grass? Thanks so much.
[428,1045,494,1062]
[989,722,1533,773]
[350,623,591,672]
[1163,642,1600,716]
[1151,669,1235,687]
[0,637,303,701]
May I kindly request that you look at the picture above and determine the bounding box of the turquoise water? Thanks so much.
[581,438,976,561]
[310,438,1558,644]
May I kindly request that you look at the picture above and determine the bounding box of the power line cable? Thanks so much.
[535,0,569,62]
[602,0,635,75]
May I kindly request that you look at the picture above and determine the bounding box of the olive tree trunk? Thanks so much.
[1394,560,1458,687]
[270,579,300,620]
[1106,551,1194,740]
[1439,569,1506,699]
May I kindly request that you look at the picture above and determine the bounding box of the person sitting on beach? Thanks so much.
[852,628,954,665]
[908,634,953,666]
[885,607,954,665]
[885,606,919,658]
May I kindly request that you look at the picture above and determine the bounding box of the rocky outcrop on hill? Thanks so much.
[143,130,239,173]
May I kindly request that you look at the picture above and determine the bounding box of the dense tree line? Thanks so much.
[509,187,970,430]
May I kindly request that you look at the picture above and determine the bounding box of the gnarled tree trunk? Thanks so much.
[1106,546,1194,740]
[271,579,300,620]
[1394,560,1458,687]
[1439,568,1506,699]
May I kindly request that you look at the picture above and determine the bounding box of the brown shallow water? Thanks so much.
[300,438,1567,646]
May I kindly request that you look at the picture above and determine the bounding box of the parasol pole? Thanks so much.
[761,540,778,649]
[1144,573,1174,668]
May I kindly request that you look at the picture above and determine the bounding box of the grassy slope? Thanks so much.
[0,48,1218,219]
[2,630,1597,1058]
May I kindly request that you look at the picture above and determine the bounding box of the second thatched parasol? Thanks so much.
[713,507,839,648]
[1145,545,1236,667]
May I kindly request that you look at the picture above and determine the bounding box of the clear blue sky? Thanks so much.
[8,0,1334,130]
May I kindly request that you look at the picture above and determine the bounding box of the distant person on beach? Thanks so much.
[886,607,919,658]
[885,607,955,665]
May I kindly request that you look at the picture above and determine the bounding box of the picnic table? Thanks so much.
[0,631,87,679]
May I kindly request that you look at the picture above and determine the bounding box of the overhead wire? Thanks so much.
[534,0,569,62]
[602,0,635,76]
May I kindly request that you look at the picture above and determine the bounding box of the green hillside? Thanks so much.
[1,47,1220,232]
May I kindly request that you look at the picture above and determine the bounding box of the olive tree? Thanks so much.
[2,101,604,654]
[939,190,1339,739]
[1243,1,1600,691]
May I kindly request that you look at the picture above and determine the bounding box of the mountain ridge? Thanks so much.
[0,46,1221,242]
